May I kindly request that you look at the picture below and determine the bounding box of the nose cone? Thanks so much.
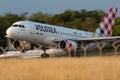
[6,27,15,38]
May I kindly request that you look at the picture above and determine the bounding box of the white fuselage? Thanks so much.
[6,21,94,47]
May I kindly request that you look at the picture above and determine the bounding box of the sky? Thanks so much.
[0,0,119,17]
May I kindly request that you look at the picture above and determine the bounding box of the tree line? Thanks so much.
[0,9,120,47]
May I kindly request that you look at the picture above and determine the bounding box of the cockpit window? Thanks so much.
[13,24,25,28]
[21,25,25,28]
[13,25,19,27]
[19,25,22,27]
[19,25,25,28]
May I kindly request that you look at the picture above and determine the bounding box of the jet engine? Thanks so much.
[13,40,31,51]
[59,40,78,56]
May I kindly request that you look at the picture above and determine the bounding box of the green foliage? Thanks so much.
[29,12,51,23]
[113,18,120,36]
[113,25,120,36]
[66,18,82,29]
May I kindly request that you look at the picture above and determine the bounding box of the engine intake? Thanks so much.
[13,40,31,51]
[59,40,78,55]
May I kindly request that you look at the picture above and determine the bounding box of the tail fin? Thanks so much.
[95,7,118,37]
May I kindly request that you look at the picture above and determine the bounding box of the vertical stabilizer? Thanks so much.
[95,7,118,37]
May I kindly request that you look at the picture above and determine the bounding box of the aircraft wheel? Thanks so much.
[76,53,81,57]
[21,49,26,53]
[41,54,49,58]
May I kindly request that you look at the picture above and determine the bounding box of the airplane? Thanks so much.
[5,7,120,57]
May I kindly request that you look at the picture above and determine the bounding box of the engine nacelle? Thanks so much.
[59,40,77,54]
[13,40,31,51]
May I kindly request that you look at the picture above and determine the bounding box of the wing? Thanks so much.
[76,36,120,43]
[54,36,120,44]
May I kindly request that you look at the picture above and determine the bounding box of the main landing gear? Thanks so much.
[41,47,49,58]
